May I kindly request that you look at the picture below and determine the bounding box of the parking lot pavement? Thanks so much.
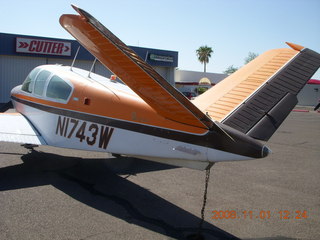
[0,111,319,240]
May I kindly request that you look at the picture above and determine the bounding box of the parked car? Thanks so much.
[183,92,197,100]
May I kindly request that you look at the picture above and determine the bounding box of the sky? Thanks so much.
[1,0,320,78]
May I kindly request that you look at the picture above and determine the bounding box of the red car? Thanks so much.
[183,92,197,100]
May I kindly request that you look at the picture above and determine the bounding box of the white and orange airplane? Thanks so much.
[0,5,319,170]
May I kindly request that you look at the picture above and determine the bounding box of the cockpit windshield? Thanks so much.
[21,68,40,93]
[34,70,51,96]
[21,67,73,102]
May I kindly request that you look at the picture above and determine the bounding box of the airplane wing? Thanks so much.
[0,113,46,145]
[59,5,214,132]
[193,43,320,141]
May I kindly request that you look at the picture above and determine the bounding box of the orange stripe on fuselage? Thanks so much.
[0,112,20,115]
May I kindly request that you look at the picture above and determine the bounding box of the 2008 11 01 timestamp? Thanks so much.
[211,210,308,220]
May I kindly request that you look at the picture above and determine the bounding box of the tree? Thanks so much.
[223,65,238,75]
[244,52,259,64]
[197,87,209,95]
[223,52,259,75]
[196,45,213,73]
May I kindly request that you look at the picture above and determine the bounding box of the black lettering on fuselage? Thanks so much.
[67,119,79,138]
[56,116,66,136]
[55,116,114,150]
[99,126,114,149]
[64,118,70,137]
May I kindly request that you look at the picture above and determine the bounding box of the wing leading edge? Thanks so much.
[59,5,214,132]
[0,113,46,145]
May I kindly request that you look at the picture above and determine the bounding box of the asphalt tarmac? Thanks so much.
[0,111,319,240]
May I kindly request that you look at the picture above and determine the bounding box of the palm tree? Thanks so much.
[196,45,213,73]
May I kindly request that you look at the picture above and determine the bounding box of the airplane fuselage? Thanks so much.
[11,65,268,170]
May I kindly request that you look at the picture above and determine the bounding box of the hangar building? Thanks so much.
[0,32,178,104]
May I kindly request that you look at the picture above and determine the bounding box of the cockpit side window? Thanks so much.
[21,68,40,93]
[34,70,51,96]
[46,75,72,101]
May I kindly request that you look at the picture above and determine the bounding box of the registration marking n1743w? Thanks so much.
[55,116,114,149]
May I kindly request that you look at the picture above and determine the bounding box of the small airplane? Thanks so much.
[0,5,319,170]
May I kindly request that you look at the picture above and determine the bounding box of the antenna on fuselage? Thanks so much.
[88,58,97,78]
[70,46,81,71]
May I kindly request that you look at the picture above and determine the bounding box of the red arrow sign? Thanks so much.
[18,42,29,48]
[64,45,70,52]
[16,37,72,56]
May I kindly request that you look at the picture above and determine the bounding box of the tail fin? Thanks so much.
[193,43,320,141]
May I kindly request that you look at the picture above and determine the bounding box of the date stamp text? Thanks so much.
[211,210,308,220]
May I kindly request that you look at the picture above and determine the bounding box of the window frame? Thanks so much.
[44,74,73,103]
[21,67,41,94]
[33,70,52,97]
[21,67,74,104]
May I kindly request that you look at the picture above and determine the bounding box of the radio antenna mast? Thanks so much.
[88,58,97,78]
[70,46,80,71]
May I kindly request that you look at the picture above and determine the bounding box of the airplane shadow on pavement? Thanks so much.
[0,149,239,240]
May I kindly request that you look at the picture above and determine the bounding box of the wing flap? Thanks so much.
[59,5,213,131]
[0,113,46,145]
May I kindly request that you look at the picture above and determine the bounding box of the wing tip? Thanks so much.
[71,4,80,13]
[70,4,91,21]
[285,42,305,51]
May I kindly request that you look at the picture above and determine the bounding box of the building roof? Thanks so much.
[175,69,228,85]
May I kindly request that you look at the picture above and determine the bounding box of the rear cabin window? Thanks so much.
[34,70,51,96]
[46,75,72,101]
[21,68,40,93]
